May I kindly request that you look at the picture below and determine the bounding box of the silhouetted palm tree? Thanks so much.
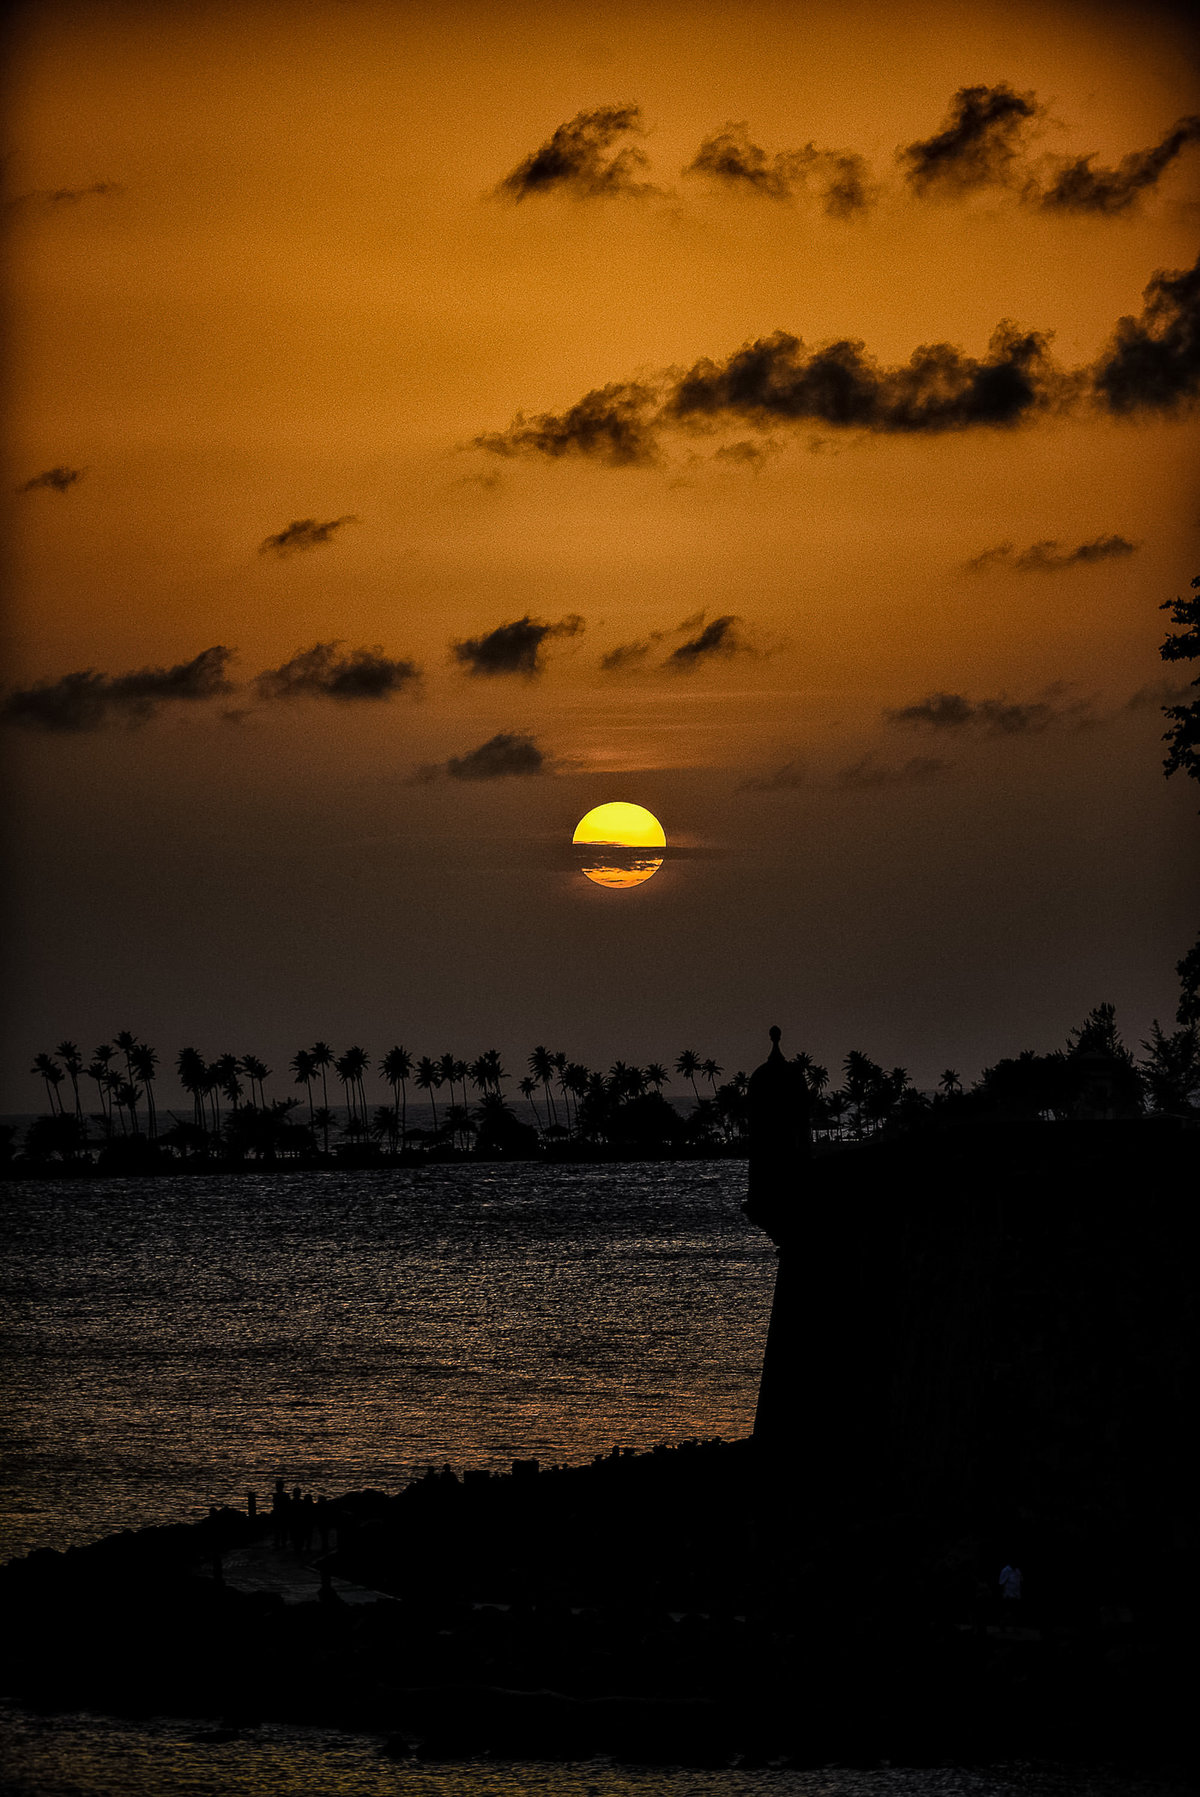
[644,1062,668,1094]
[177,1047,208,1136]
[115,1030,138,1091]
[310,1042,334,1116]
[334,1053,359,1132]
[938,1068,962,1097]
[87,1055,114,1133]
[290,1048,317,1122]
[480,1048,507,1093]
[519,1075,544,1133]
[130,1043,159,1138]
[343,1046,369,1125]
[382,1046,413,1144]
[31,1053,63,1113]
[701,1057,723,1094]
[676,1050,702,1105]
[56,1042,84,1121]
[415,1056,443,1135]
[240,1055,270,1109]
[215,1053,243,1114]
[529,1046,559,1127]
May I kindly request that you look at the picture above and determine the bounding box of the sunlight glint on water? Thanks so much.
[1,1163,772,1560]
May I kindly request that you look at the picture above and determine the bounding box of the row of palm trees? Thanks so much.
[29,1031,949,1154]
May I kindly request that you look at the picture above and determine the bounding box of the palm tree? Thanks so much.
[215,1052,243,1114]
[290,1048,317,1121]
[415,1056,444,1135]
[176,1047,208,1135]
[529,1046,559,1127]
[676,1049,702,1106]
[334,1053,359,1132]
[519,1075,544,1132]
[939,1068,962,1097]
[644,1062,668,1094]
[700,1057,723,1094]
[240,1055,270,1109]
[439,1052,459,1115]
[312,1106,334,1154]
[130,1043,159,1138]
[382,1046,413,1145]
[343,1046,370,1126]
[116,1078,143,1135]
[310,1042,334,1116]
[114,1030,138,1090]
[480,1048,507,1094]
[56,1042,84,1121]
[31,1053,63,1113]
[87,1055,114,1133]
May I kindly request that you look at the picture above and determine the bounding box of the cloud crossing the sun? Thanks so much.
[17,466,84,494]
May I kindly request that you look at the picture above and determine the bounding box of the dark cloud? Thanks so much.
[1125,678,1194,711]
[667,322,1062,433]
[738,757,808,792]
[1034,116,1200,214]
[965,534,1138,573]
[451,614,584,678]
[495,104,656,201]
[258,516,356,556]
[8,181,122,211]
[1092,255,1200,415]
[600,633,663,672]
[254,643,419,701]
[836,753,952,788]
[900,84,1041,195]
[473,382,658,467]
[476,253,1200,467]
[446,732,549,780]
[665,614,750,672]
[2,646,234,733]
[684,123,875,217]
[17,466,84,494]
[713,438,782,470]
[886,689,1072,735]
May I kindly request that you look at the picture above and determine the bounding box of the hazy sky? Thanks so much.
[2,0,1198,1110]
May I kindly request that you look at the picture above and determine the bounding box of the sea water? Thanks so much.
[0,1161,771,1561]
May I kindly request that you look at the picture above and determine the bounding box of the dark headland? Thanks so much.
[1,1039,1194,1775]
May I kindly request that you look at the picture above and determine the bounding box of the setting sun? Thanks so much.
[572,802,666,889]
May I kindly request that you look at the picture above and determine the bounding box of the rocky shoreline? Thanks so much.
[1,1441,1189,1776]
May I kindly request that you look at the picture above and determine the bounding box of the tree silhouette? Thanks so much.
[239,1054,270,1109]
[938,1068,962,1097]
[529,1045,560,1128]
[675,1050,702,1105]
[1139,1021,1200,1114]
[290,1048,317,1122]
[31,1053,63,1113]
[644,1062,667,1094]
[519,1075,544,1133]
[700,1056,723,1094]
[130,1042,159,1138]
[382,1046,413,1146]
[310,1041,334,1118]
[55,1041,84,1121]
[177,1047,209,1138]
[415,1056,443,1135]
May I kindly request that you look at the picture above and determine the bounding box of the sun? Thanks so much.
[572,802,666,890]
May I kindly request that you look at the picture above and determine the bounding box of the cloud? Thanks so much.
[713,438,782,470]
[494,104,657,201]
[7,181,122,211]
[472,382,659,467]
[1034,116,1200,214]
[739,757,808,792]
[885,688,1084,735]
[258,516,356,556]
[1092,255,1200,415]
[836,753,952,788]
[414,731,552,782]
[600,633,664,672]
[474,251,1200,466]
[665,614,750,672]
[451,614,584,678]
[668,322,1063,433]
[2,646,234,733]
[965,533,1139,572]
[17,466,84,494]
[899,84,1040,195]
[254,642,419,701]
[684,122,876,217]
[1125,678,1194,711]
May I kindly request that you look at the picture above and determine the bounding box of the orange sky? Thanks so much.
[2,0,1197,1106]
